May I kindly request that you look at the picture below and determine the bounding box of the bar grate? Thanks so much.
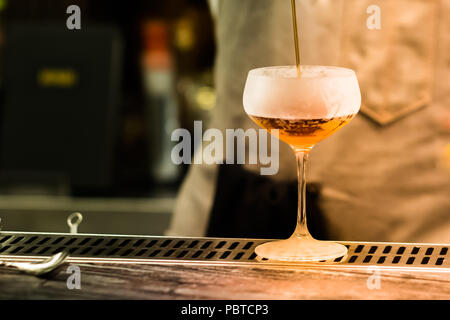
[0,231,449,270]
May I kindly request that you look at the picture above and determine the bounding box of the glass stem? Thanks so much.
[293,150,311,239]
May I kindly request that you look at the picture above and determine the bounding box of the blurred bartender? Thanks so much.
[167,0,450,242]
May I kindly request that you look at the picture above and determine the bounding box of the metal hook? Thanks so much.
[67,212,83,234]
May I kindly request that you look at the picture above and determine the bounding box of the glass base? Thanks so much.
[255,237,348,262]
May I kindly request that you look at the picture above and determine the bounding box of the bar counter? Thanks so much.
[1,261,449,299]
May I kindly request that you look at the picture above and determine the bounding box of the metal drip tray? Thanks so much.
[0,231,449,271]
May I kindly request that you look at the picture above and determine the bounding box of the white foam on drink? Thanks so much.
[243,66,361,120]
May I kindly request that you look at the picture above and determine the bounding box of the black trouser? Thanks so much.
[206,164,329,240]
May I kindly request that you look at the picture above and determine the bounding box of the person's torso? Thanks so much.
[212,0,450,242]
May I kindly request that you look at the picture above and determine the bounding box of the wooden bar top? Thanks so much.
[1,261,449,299]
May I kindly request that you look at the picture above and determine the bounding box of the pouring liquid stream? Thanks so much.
[291,0,301,78]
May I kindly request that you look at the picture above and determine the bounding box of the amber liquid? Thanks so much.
[250,114,355,150]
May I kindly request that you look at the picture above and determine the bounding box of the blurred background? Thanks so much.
[0,0,216,234]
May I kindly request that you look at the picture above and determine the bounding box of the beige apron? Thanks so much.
[167,0,450,243]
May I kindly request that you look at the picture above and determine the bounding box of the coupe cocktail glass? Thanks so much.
[243,65,361,261]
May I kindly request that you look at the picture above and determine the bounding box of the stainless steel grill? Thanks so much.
[0,231,449,271]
